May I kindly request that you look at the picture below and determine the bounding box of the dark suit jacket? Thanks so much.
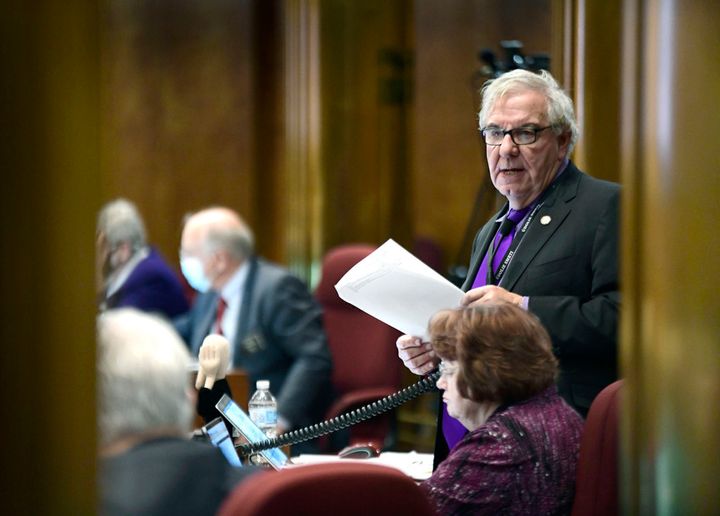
[434,162,619,466]
[100,437,254,516]
[104,247,189,319]
[174,257,333,429]
[463,162,620,410]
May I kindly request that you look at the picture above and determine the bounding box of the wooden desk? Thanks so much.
[192,368,249,429]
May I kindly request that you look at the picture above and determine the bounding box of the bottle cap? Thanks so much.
[256,379,270,390]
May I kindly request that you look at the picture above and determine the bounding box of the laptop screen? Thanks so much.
[202,416,242,468]
[215,394,289,470]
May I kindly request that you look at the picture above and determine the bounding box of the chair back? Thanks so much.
[218,462,436,516]
[314,244,402,449]
[571,379,623,516]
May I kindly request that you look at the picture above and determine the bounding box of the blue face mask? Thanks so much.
[180,255,211,293]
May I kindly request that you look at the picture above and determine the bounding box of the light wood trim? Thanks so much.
[620,0,720,512]
[284,0,324,285]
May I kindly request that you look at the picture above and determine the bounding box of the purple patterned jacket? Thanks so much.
[421,386,584,515]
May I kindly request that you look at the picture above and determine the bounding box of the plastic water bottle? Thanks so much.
[248,379,278,439]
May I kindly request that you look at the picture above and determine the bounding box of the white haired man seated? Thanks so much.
[98,308,255,516]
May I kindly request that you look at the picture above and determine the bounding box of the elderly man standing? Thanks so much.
[174,207,333,436]
[397,69,620,464]
[96,198,189,318]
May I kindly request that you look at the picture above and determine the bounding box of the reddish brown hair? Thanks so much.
[429,304,558,404]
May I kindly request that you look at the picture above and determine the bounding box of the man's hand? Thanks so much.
[462,285,523,307]
[396,335,438,375]
[195,334,230,390]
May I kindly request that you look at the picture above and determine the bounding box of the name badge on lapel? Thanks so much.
[240,333,266,355]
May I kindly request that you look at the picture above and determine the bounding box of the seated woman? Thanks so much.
[420,304,584,515]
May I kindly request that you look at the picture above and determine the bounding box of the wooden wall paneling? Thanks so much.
[101,0,259,268]
[251,1,287,264]
[571,0,623,183]
[0,1,99,512]
[283,0,323,283]
[550,0,575,95]
[318,1,412,260]
[412,0,553,277]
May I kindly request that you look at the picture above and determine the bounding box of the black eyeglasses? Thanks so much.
[480,125,553,146]
[438,361,457,378]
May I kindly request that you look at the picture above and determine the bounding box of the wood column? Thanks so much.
[619,0,720,513]
[283,0,324,284]
[571,0,624,182]
[0,1,99,512]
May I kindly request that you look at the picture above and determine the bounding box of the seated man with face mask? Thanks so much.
[174,207,333,443]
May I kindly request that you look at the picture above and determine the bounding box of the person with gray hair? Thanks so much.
[174,207,333,446]
[96,198,189,318]
[396,68,620,466]
[98,308,254,516]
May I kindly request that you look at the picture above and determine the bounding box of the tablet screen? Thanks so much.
[203,416,243,468]
[215,394,289,470]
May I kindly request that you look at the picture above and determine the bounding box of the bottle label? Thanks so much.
[249,407,277,427]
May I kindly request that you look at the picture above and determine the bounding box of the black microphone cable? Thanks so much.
[236,370,441,457]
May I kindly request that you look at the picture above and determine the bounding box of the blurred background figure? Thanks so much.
[96,198,189,318]
[174,206,333,442]
[420,304,583,515]
[98,308,255,516]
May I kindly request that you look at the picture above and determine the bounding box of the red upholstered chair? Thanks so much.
[217,462,437,516]
[413,236,444,274]
[571,379,623,516]
[314,244,403,451]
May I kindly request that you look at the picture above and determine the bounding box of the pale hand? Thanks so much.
[396,334,438,375]
[462,285,523,307]
[195,334,231,390]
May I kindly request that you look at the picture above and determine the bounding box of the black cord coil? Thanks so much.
[236,370,440,457]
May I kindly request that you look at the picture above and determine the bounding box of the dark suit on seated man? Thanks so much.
[98,308,255,516]
[174,207,333,435]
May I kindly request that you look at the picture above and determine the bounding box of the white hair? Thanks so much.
[97,198,147,252]
[478,69,580,154]
[97,308,193,447]
[187,207,255,261]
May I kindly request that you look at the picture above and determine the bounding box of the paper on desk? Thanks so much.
[334,239,464,340]
[291,452,434,481]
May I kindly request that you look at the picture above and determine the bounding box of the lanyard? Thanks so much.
[486,202,543,285]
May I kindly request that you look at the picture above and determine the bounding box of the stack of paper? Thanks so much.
[334,239,464,340]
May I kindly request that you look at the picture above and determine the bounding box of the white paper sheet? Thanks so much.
[291,451,434,481]
[334,239,464,340]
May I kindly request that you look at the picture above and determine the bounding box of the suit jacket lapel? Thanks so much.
[235,256,258,352]
[191,293,218,355]
[499,163,581,291]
